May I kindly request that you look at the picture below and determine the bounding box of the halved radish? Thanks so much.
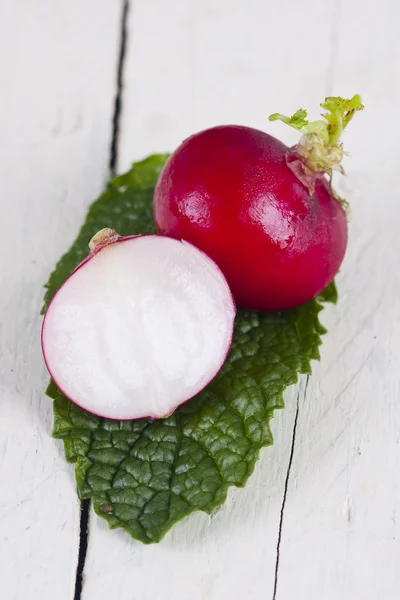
[42,229,235,420]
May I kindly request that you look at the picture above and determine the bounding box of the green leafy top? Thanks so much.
[44,155,337,544]
[269,108,309,130]
[269,95,364,200]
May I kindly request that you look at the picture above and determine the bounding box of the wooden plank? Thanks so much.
[117,0,337,170]
[0,2,122,598]
[83,1,337,599]
[274,1,400,598]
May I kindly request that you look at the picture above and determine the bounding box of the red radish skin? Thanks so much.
[42,230,235,421]
[154,96,363,312]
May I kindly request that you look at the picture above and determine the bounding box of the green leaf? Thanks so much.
[45,154,335,544]
[268,108,309,130]
[320,94,364,143]
[317,279,338,304]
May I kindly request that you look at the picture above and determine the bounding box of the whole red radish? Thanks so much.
[154,96,363,311]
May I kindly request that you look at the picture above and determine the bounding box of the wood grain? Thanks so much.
[117,0,339,171]
[275,1,400,598]
[0,1,122,598]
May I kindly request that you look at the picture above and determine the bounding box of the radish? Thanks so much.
[41,229,235,420]
[154,95,363,311]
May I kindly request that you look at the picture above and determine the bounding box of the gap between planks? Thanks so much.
[73,1,130,598]
[273,2,340,595]
[272,376,308,600]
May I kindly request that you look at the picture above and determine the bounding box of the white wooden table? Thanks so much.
[1,1,399,598]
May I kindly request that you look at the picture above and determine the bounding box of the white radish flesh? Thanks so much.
[42,232,235,420]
